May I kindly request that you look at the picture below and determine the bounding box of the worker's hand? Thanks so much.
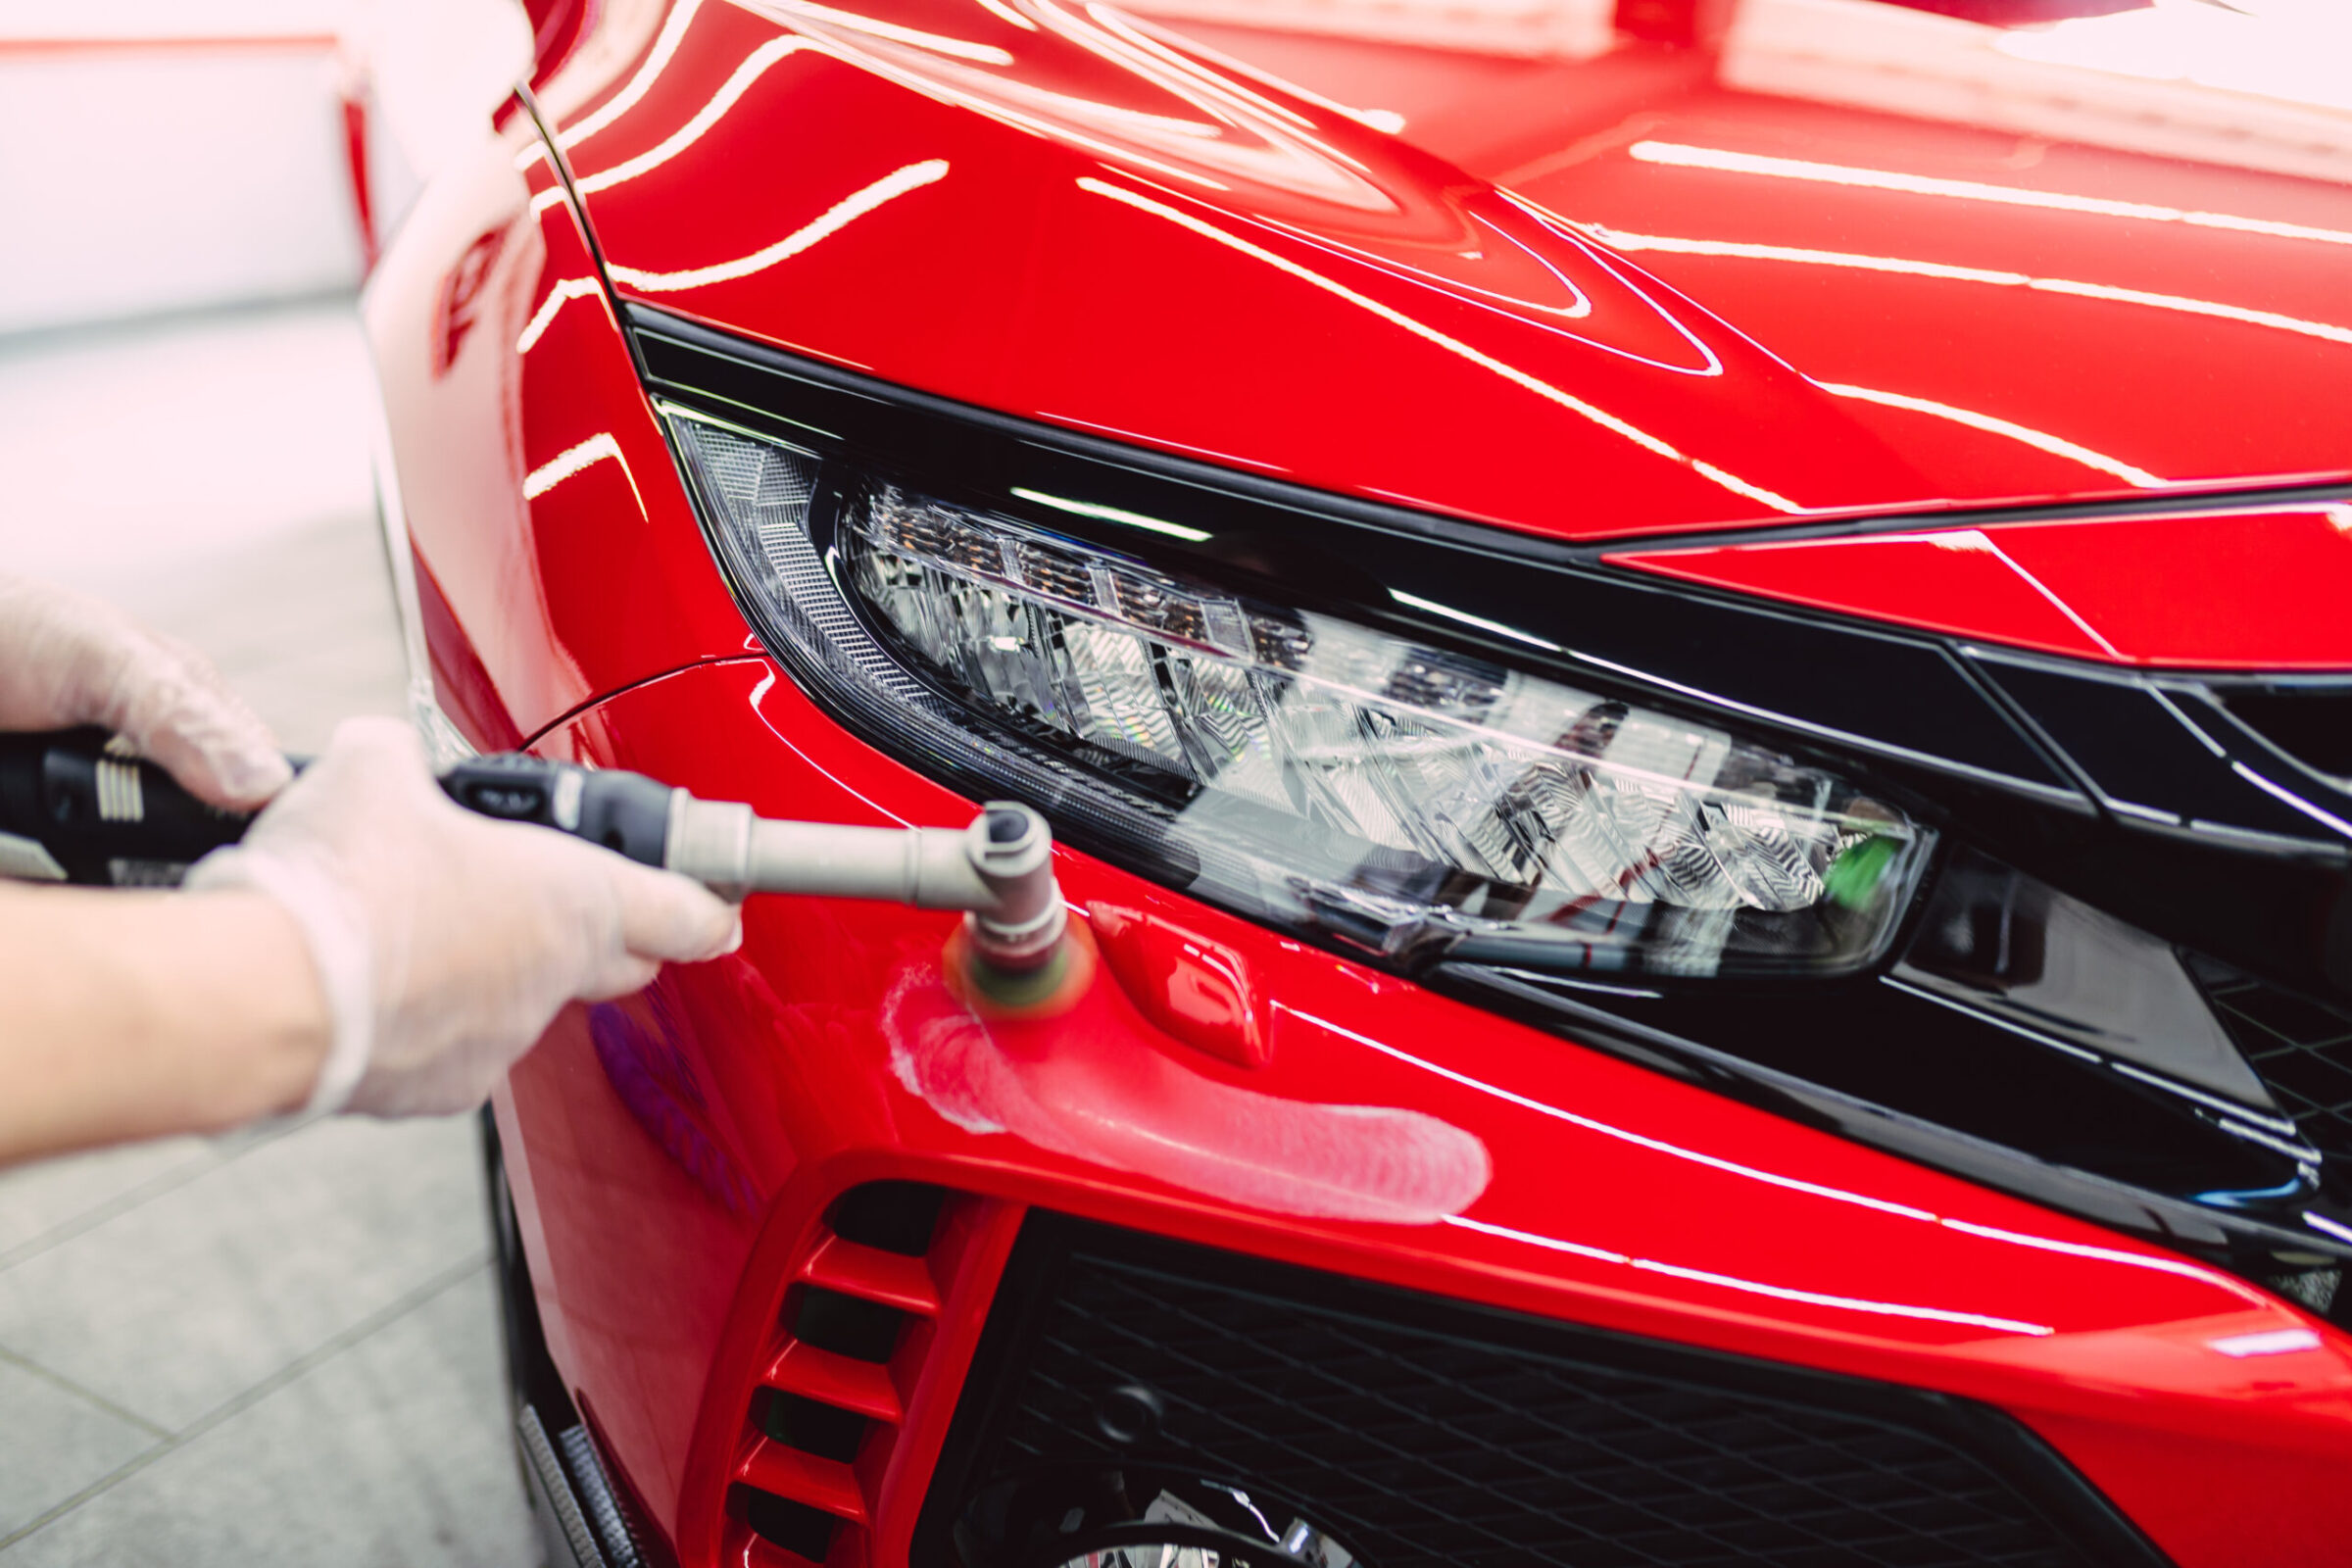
[186,716,742,1116]
[0,573,291,810]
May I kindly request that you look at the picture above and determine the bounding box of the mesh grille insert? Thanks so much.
[2191,957,2352,1166]
[924,1215,2167,1568]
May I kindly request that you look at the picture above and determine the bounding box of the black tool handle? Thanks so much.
[0,728,251,885]
[0,729,677,887]
[439,754,673,866]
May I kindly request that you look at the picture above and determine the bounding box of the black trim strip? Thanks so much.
[1432,963,2351,1270]
[1578,478,2352,558]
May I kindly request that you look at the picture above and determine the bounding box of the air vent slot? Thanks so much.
[2224,688,2352,781]
[827,1181,948,1255]
[760,1389,869,1463]
[792,1287,906,1363]
[742,1487,841,1563]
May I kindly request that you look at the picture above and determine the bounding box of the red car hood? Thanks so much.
[547,0,2352,545]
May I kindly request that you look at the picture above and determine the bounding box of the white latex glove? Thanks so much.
[0,573,291,808]
[187,716,742,1116]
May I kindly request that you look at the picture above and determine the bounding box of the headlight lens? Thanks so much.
[668,408,1932,979]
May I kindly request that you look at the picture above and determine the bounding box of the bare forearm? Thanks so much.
[0,885,329,1164]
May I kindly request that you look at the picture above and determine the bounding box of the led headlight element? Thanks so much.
[668,408,1931,979]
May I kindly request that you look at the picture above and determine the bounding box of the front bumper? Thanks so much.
[495,656,2352,1568]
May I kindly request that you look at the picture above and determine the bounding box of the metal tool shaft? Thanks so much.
[670,795,1066,968]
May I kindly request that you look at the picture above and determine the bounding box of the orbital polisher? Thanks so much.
[0,727,1075,1005]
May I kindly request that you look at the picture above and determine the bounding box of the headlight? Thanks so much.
[667,408,1932,980]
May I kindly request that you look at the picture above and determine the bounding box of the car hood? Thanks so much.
[550,0,2352,544]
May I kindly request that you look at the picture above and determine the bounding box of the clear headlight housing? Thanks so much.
[667,408,1932,979]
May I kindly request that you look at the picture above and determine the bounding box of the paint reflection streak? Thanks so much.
[561,0,708,148]
[523,432,645,516]
[1628,140,2352,250]
[574,35,817,197]
[1586,225,2352,348]
[1080,178,1802,513]
[1281,1003,1936,1220]
[757,0,1014,65]
[1284,1003,2267,1306]
[515,276,604,354]
[1819,382,2162,487]
[1111,6,1404,133]
[608,160,948,292]
[1446,1214,2056,1336]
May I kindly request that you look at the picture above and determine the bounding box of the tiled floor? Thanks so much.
[0,301,541,1565]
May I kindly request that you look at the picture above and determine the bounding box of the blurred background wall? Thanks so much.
[0,0,528,734]
[0,0,526,337]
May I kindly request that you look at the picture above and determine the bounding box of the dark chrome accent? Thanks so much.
[1434,962,2352,1277]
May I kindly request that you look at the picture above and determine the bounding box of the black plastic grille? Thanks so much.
[925,1217,2162,1568]
[2194,959,2352,1166]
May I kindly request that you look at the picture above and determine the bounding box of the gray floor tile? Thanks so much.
[0,1266,541,1568]
[0,1357,157,1542]
[0,1139,219,1266]
[0,1116,491,1432]
[0,286,533,1564]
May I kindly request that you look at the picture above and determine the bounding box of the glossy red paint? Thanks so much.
[540,0,1922,538]
[523,0,2352,547]
[1608,502,2352,668]
[1088,903,1270,1070]
[364,114,764,741]
[502,655,2352,1568]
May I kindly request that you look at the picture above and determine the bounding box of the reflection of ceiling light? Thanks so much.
[1626,140,2352,248]
[1994,0,2352,113]
[1815,381,2162,487]
[1723,0,2352,184]
[1582,223,2352,348]
[1125,0,1614,60]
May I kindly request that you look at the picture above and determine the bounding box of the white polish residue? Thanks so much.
[2207,1328,2324,1358]
[881,967,1489,1224]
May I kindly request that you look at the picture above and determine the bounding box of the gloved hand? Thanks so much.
[0,573,292,809]
[187,716,742,1116]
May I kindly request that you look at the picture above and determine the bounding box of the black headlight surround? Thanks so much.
[635,305,2352,1287]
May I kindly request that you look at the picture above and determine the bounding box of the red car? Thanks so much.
[364,2,2352,1565]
